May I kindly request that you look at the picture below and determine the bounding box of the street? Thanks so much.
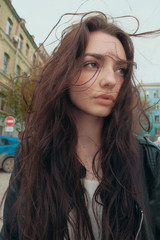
[0,170,11,231]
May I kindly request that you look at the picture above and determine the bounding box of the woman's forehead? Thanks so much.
[85,31,127,61]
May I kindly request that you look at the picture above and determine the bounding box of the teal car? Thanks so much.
[0,136,19,172]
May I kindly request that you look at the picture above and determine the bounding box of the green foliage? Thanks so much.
[0,88,9,119]
[10,77,27,123]
[1,67,38,126]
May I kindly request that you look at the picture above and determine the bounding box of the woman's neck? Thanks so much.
[74,113,104,180]
[75,112,104,141]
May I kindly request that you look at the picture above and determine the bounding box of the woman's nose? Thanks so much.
[99,67,116,88]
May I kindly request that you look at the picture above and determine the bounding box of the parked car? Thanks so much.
[0,136,19,173]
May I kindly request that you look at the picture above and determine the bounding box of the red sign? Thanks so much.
[5,116,15,126]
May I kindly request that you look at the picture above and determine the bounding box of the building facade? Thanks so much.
[139,83,160,142]
[0,0,49,136]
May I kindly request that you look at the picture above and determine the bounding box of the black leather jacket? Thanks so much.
[0,136,160,240]
[136,136,160,240]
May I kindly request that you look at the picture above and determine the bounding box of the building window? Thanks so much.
[0,98,5,111]
[32,53,36,63]
[16,65,21,75]
[6,18,13,37]
[18,34,23,50]
[155,128,160,136]
[154,103,159,110]
[145,90,149,97]
[155,115,159,122]
[0,126,2,136]
[25,43,29,56]
[3,53,9,73]
[154,90,159,97]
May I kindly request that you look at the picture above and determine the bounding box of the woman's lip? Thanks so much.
[95,94,115,101]
[95,94,115,105]
[95,98,114,105]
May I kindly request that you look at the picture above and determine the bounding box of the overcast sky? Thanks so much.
[12,0,160,84]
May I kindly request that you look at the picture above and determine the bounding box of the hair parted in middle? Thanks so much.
[14,12,147,240]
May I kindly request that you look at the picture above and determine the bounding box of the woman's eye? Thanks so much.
[84,62,98,68]
[116,68,127,76]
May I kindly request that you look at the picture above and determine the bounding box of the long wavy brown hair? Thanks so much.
[2,12,159,240]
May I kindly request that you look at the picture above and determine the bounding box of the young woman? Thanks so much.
[0,12,160,240]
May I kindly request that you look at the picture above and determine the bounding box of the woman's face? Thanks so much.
[69,31,127,119]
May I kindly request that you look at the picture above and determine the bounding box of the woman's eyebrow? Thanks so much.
[84,53,126,63]
[84,53,104,60]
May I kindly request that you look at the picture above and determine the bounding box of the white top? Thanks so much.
[67,179,102,239]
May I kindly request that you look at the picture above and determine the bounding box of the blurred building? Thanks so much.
[139,83,160,142]
[0,0,49,136]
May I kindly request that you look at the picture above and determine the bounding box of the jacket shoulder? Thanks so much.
[137,135,160,148]
[136,135,160,178]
